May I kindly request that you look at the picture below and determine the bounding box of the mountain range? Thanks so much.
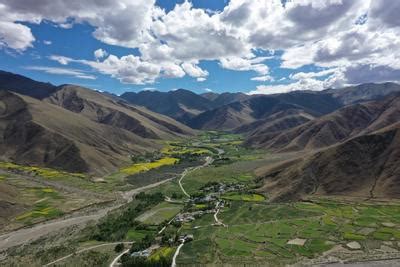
[120,89,248,124]
[0,71,193,175]
[256,93,400,201]
[121,82,400,132]
[2,70,400,200]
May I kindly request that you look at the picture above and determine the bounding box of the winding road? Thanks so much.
[109,248,130,267]
[172,151,224,265]
[213,202,227,227]
[0,178,174,252]
[171,242,185,267]
[44,242,133,266]
[178,148,224,199]
[178,168,191,198]
[178,156,214,199]
[103,155,218,267]
[1,149,224,267]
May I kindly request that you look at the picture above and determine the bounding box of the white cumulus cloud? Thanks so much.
[94,49,108,60]
[1,0,400,92]
[26,66,96,80]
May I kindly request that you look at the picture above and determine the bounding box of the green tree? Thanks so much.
[115,243,125,253]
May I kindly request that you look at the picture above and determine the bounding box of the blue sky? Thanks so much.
[0,0,399,95]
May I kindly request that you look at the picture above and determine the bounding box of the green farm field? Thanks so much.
[136,201,183,225]
[3,132,400,267]
[177,199,400,265]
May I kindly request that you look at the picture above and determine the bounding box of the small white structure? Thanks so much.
[131,249,151,257]
[178,234,194,243]
[287,238,307,246]
[346,241,361,250]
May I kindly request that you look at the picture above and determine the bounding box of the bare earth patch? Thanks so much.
[378,245,398,253]
[382,222,396,227]
[346,241,361,250]
[358,227,375,235]
[287,238,307,246]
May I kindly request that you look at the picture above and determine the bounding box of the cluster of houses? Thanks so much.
[176,183,237,224]
[175,209,213,223]
[131,249,151,257]
[178,234,194,243]
[188,183,246,205]
[202,182,245,194]
[191,194,216,204]
[129,183,244,260]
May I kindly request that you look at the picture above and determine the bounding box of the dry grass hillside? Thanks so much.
[328,82,400,105]
[0,91,158,175]
[0,70,57,99]
[45,85,195,140]
[188,92,341,131]
[257,124,400,201]
[188,96,306,131]
[121,89,215,123]
[238,109,315,146]
[0,72,198,175]
[252,93,400,151]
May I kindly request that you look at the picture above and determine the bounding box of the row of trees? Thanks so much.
[87,192,164,241]
[121,255,171,267]
[130,152,162,163]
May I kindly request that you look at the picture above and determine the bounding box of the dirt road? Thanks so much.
[0,178,174,252]
[213,202,227,227]
[108,155,216,266]
[171,242,185,267]
[44,242,133,266]
[109,248,130,267]
[1,153,218,254]
[180,149,223,200]
[322,258,400,266]
[178,156,213,198]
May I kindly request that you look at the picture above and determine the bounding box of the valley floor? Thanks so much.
[1,132,400,266]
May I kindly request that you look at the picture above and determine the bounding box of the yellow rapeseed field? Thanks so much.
[120,157,179,175]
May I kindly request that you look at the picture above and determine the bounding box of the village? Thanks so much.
[124,181,246,263]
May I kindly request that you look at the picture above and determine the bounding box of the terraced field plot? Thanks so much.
[137,202,182,225]
[15,188,64,222]
[148,158,263,198]
[0,162,120,193]
[126,159,202,189]
[221,192,266,202]
[0,173,107,231]
[149,246,176,261]
[125,229,154,241]
[0,162,86,179]
[120,157,179,175]
[0,163,124,235]
[148,133,297,199]
[5,132,400,266]
[177,199,400,265]
[161,142,214,156]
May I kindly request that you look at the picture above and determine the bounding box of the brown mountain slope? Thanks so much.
[187,101,255,130]
[251,93,400,151]
[44,85,195,139]
[188,96,308,131]
[209,92,250,107]
[201,92,219,101]
[238,109,315,147]
[328,82,400,105]
[188,92,341,131]
[0,91,157,175]
[120,89,214,123]
[0,70,57,99]
[257,125,400,201]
